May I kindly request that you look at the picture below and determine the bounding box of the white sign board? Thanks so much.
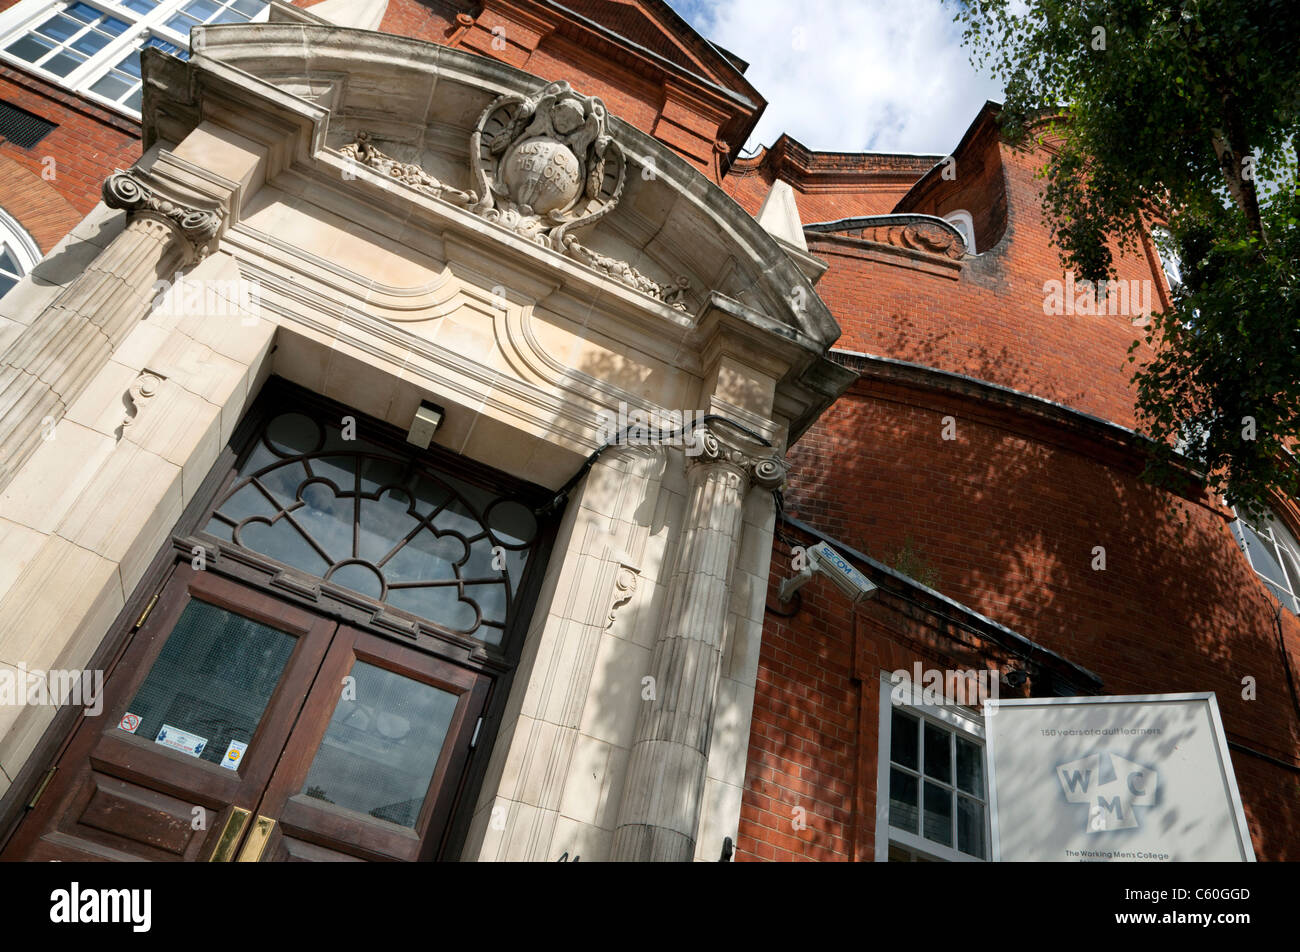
[985,693,1254,862]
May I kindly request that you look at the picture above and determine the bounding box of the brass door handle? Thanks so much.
[208,807,250,862]
[235,814,276,862]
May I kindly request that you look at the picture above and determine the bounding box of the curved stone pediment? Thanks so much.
[160,23,838,354]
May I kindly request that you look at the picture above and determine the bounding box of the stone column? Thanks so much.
[0,170,222,489]
[611,424,785,861]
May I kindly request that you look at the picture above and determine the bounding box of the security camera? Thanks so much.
[779,540,878,605]
[1001,668,1028,690]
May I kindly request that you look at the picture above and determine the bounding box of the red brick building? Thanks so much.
[0,0,1294,862]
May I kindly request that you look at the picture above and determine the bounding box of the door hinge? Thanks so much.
[26,766,56,810]
[133,592,160,631]
[470,716,483,749]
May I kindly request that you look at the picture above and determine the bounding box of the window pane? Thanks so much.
[958,795,986,858]
[115,49,143,78]
[299,661,458,828]
[956,736,983,795]
[888,767,918,833]
[1241,520,1288,587]
[0,246,20,275]
[90,72,134,100]
[35,15,82,43]
[5,35,54,63]
[233,0,265,15]
[890,709,918,769]
[65,3,102,24]
[124,598,296,767]
[184,0,222,20]
[164,13,201,33]
[0,274,15,297]
[924,721,951,783]
[69,28,112,56]
[123,0,162,12]
[923,781,953,846]
[42,51,83,76]
[99,16,130,37]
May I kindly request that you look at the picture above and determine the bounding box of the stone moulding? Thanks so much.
[337,79,692,311]
[102,170,224,261]
[805,213,967,260]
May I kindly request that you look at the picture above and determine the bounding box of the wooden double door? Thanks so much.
[1,566,489,862]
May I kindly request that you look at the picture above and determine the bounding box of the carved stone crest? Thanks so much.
[470,81,625,248]
[338,80,691,311]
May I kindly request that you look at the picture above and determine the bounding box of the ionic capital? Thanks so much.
[688,423,788,491]
[103,170,224,263]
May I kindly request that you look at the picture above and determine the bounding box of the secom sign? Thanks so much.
[984,693,1255,861]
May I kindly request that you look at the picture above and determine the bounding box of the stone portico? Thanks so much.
[0,20,850,860]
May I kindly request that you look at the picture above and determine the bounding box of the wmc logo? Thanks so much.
[1056,752,1158,832]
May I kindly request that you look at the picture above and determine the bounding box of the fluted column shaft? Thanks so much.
[612,427,785,861]
[0,171,221,489]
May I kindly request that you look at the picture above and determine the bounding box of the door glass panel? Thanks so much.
[123,598,296,766]
[299,661,458,828]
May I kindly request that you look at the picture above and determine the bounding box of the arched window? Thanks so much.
[942,210,976,255]
[202,406,543,646]
[0,204,40,299]
[1232,508,1300,615]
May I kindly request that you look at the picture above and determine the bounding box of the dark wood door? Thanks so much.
[236,627,489,862]
[1,567,491,863]
[0,566,335,862]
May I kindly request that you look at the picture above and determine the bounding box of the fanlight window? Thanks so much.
[203,410,539,645]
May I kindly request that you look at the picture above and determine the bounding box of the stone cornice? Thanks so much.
[831,348,1219,511]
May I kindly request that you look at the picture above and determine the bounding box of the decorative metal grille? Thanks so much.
[203,410,539,645]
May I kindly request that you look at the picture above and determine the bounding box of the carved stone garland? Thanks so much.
[339,81,691,311]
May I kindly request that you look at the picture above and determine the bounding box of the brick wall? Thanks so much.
[0,68,141,223]
[737,105,1300,864]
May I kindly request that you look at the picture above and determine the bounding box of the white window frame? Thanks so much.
[1150,224,1182,293]
[0,0,268,120]
[874,671,989,862]
[1230,507,1300,615]
[0,204,41,298]
[942,209,976,255]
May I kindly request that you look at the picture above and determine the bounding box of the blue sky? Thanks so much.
[664,0,1004,156]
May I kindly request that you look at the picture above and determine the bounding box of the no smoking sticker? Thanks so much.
[118,712,141,734]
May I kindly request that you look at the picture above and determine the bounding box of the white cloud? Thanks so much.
[670,0,1005,155]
